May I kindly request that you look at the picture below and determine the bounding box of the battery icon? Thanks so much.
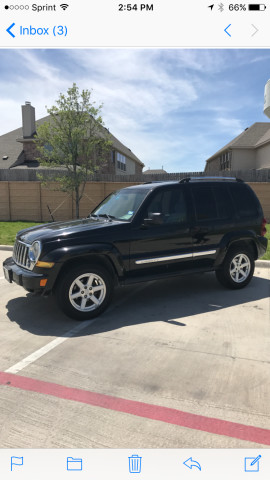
[248,4,266,9]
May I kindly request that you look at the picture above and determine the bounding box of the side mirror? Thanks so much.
[143,212,164,226]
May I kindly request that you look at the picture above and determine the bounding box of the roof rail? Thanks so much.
[143,181,166,184]
[179,176,243,183]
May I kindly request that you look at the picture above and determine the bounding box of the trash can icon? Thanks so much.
[129,454,142,473]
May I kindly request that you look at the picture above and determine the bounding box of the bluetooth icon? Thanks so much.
[218,3,224,11]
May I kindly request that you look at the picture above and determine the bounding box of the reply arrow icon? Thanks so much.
[183,457,202,470]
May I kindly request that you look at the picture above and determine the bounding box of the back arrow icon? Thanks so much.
[183,457,202,471]
[6,22,15,38]
[224,24,231,37]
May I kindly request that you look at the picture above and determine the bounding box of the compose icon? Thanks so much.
[11,456,23,471]
[244,455,261,472]
[67,457,83,471]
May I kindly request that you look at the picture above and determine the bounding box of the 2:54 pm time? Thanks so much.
[118,4,154,11]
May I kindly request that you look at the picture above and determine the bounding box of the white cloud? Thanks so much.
[0,49,268,172]
[216,117,243,135]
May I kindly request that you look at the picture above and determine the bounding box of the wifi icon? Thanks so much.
[60,3,69,10]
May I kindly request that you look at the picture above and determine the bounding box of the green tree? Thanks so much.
[36,83,112,218]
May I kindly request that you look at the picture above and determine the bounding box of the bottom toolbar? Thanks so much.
[0,449,269,479]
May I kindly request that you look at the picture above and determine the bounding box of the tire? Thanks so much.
[215,246,255,289]
[56,264,114,320]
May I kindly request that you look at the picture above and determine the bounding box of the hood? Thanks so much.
[17,217,120,244]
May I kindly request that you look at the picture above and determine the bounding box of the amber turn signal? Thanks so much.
[36,261,55,268]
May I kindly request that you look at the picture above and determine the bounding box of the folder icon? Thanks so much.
[67,457,83,471]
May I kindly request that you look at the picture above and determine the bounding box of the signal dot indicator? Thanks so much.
[5,5,9,8]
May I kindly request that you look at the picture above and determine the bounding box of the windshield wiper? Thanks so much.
[88,214,100,220]
[98,213,116,221]
[89,213,117,221]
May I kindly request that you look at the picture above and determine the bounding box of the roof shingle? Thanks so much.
[206,122,270,163]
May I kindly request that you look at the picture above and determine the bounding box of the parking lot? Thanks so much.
[0,249,269,448]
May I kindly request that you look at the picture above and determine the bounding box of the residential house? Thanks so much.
[143,168,168,175]
[205,122,270,173]
[0,102,144,175]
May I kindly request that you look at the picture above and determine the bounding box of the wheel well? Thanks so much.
[54,254,118,292]
[227,240,258,260]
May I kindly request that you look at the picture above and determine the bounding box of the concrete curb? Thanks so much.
[0,245,13,251]
[0,245,269,266]
[255,260,270,268]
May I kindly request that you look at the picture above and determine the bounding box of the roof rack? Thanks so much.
[179,176,243,183]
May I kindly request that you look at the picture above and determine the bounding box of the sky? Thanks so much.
[0,48,269,172]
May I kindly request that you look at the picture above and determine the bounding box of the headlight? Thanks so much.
[28,241,41,265]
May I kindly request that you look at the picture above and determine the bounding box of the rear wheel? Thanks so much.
[215,246,255,289]
[56,264,113,320]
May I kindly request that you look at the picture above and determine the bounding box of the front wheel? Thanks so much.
[56,264,114,320]
[215,247,255,289]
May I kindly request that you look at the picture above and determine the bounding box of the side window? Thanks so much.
[212,185,234,220]
[146,188,187,224]
[229,184,258,217]
[192,185,218,221]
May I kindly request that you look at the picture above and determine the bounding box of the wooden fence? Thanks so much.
[0,180,269,222]
[0,181,138,222]
[1,168,270,183]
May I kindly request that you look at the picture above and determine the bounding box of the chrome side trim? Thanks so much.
[136,253,192,265]
[135,250,216,265]
[193,249,216,257]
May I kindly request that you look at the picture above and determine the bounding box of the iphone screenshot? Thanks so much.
[0,0,269,478]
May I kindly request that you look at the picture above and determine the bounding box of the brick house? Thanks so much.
[0,102,144,175]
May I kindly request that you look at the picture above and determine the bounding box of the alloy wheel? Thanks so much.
[229,253,251,283]
[68,273,106,312]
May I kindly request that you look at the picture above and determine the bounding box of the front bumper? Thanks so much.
[3,257,49,294]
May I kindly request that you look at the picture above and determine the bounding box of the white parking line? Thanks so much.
[4,282,152,375]
[5,319,96,374]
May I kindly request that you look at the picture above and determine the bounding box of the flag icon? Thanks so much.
[11,456,23,471]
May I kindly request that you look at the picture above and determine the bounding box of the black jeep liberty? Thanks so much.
[3,177,268,320]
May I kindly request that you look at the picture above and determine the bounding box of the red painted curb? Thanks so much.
[1,371,270,446]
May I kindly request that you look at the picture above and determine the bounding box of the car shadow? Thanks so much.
[5,271,269,338]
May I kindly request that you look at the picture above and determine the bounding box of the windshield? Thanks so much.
[91,189,148,221]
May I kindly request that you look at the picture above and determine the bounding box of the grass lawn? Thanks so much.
[262,225,270,260]
[0,221,269,260]
[0,221,43,246]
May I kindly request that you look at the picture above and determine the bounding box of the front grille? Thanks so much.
[13,240,30,269]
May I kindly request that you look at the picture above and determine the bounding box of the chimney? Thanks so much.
[21,101,36,138]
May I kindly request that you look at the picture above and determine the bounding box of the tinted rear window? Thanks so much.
[212,185,234,220]
[229,184,258,218]
[192,185,218,220]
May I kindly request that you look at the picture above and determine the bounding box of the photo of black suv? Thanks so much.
[3,177,268,320]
